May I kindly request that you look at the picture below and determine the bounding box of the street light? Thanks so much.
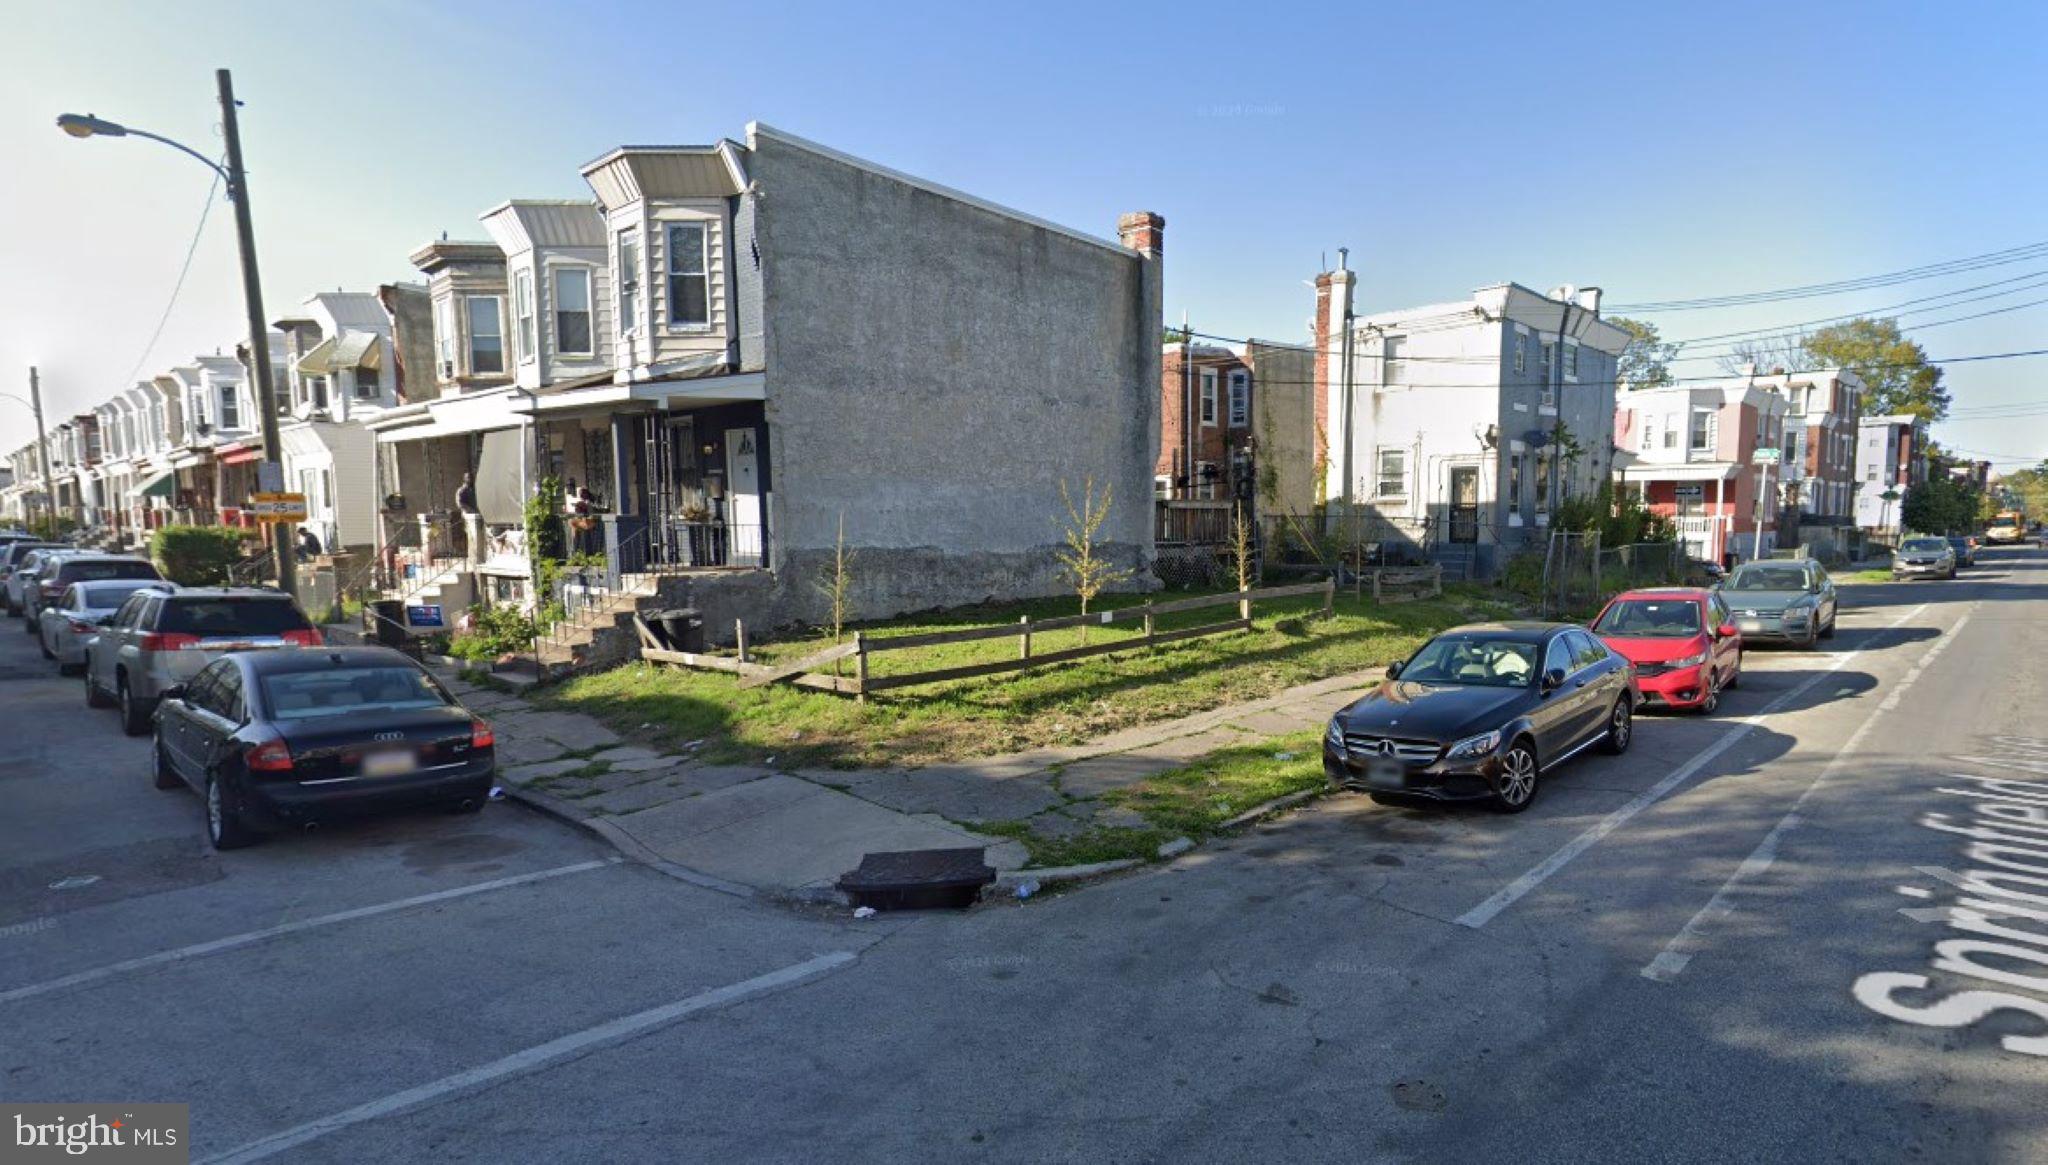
[54,71,296,597]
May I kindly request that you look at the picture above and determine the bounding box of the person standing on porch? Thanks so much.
[453,473,478,558]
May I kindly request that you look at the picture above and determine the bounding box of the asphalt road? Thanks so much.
[6,547,2046,1163]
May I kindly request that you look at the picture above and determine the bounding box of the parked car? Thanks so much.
[3,545,75,615]
[1591,587,1743,714]
[1720,559,1838,647]
[38,579,175,673]
[85,587,324,735]
[1682,558,1728,587]
[1946,535,1978,567]
[24,554,163,629]
[152,646,496,849]
[1324,622,1637,813]
[1893,537,1958,581]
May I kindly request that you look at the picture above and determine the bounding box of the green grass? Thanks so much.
[1838,569,1895,585]
[541,585,1517,768]
[973,819,1177,868]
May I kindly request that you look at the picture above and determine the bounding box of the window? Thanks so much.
[554,268,593,356]
[309,376,329,412]
[300,469,321,514]
[1200,368,1218,426]
[1563,342,1579,380]
[617,229,641,337]
[435,298,456,379]
[1227,370,1249,428]
[467,296,504,375]
[514,268,536,363]
[1384,336,1406,385]
[1507,453,1523,515]
[666,222,710,327]
[1513,333,1527,374]
[1535,453,1552,513]
[1542,636,1572,679]
[1375,448,1408,499]
[1540,342,1554,379]
[1640,418,1655,451]
[1690,410,1717,452]
[259,667,450,722]
[353,361,380,399]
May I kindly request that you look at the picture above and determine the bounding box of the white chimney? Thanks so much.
[1577,286,1603,315]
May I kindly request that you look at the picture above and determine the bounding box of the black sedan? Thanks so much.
[151,645,497,849]
[1324,622,1637,812]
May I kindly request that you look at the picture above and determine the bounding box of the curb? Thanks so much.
[994,857,1145,889]
[498,783,757,900]
[1216,787,1325,831]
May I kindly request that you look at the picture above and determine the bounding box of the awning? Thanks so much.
[137,469,177,500]
[1620,461,1742,482]
[217,442,263,466]
[474,427,525,526]
[297,331,381,375]
[169,448,209,470]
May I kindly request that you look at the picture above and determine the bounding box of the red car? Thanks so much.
[1590,587,1743,714]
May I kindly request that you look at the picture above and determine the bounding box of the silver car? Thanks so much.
[38,579,175,673]
[6,547,79,616]
[86,587,324,735]
[1893,536,1958,581]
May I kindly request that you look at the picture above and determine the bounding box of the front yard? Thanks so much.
[540,585,1517,769]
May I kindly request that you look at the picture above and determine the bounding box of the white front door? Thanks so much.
[723,427,762,567]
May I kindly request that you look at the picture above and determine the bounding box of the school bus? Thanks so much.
[1986,510,2028,544]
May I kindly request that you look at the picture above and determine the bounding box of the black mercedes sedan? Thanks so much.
[1324,622,1637,813]
[151,645,497,849]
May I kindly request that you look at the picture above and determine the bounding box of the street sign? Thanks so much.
[1752,448,1781,466]
[249,491,307,523]
[257,460,284,493]
[1674,484,1704,501]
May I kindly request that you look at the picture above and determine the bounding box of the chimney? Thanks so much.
[1118,211,1165,255]
[1312,256,1357,490]
[1577,286,1603,315]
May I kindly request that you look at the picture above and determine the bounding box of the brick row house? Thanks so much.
[1613,381,1793,564]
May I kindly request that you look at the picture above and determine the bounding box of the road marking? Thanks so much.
[1455,602,1932,930]
[1640,605,1974,981]
[199,950,858,1164]
[0,858,618,1006]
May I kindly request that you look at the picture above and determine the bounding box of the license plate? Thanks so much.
[1365,757,1405,790]
[362,750,417,777]
[1739,620,1763,633]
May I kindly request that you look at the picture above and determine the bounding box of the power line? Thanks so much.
[1659,268,2048,348]
[118,161,226,392]
[1609,239,2048,312]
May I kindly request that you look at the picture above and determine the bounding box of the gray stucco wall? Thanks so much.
[745,135,1160,627]
[731,191,766,373]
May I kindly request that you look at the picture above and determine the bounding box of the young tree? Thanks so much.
[1054,477,1132,642]
[1611,316,1681,390]
[1231,502,1256,592]
[813,512,855,669]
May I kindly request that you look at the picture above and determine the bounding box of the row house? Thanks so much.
[1613,382,1792,564]
[1747,367,1865,532]
[1315,261,1632,578]
[1152,339,1317,547]
[1854,414,1931,534]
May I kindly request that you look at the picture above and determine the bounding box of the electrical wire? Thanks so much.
[1608,239,2048,312]
[117,160,225,391]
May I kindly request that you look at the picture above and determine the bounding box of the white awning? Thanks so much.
[1616,461,1741,482]
[297,331,381,375]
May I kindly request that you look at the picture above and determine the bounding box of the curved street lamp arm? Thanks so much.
[124,126,230,184]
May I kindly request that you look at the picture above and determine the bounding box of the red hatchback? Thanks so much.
[1590,587,1743,714]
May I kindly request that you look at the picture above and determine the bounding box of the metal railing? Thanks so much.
[528,518,660,673]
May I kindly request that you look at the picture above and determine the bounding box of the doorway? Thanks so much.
[1448,466,1479,544]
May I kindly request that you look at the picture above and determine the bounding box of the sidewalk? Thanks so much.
[437,664,1367,900]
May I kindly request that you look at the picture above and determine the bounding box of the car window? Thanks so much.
[58,585,82,612]
[259,666,453,720]
[61,560,162,584]
[1593,599,1702,638]
[1729,565,1809,590]
[214,667,247,722]
[137,595,165,630]
[82,581,165,612]
[159,598,313,636]
[1569,631,1610,670]
[1901,538,1948,552]
[111,593,149,629]
[183,665,222,713]
[1543,636,1573,677]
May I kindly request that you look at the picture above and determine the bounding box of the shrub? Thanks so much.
[449,603,541,661]
[151,525,252,586]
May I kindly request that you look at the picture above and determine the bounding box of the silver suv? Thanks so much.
[85,587,324,735]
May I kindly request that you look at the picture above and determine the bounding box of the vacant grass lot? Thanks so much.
[542,585,1517,768]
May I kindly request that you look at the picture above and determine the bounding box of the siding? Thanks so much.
[647,202,732,366]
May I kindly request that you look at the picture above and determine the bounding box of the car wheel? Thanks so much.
[205,772,257,850]
[85,667,112,708]
[1601,698,1633,754]
[1698,683,1719,715]
[1492,740,1541,814]
[117,678,152,737]
[1821,615,1837,639]
[153,736,182,790]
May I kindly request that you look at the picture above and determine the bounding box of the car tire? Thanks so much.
[1601,698,1633,754]
[1698,683,1719,715]
[117,678,152,737]
[204,772,257,851]
[1821,616,1837,639]
[153,736,182,790]
[85,668,112,708]
[1491,739,1541,814]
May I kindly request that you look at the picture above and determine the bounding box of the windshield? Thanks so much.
[260,666,452,721]
[1398,635,1539,688]
[62,560,161,583]
[1594,599,1703,638]
[1901,538,1948,552]
[80,581,166,611]
[1729,565,1809,590]
[160,598,311,636]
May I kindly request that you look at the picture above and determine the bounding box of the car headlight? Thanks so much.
[1667,651,1708,668]
[1325,718,1345,752]
[1445,730,1502,761]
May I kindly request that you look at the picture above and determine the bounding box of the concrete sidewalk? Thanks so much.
[440,664,1369,898]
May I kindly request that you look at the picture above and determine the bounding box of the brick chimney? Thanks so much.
[1312,255,1356,490]
[1118,211,1165,254]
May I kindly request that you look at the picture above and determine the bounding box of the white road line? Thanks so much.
[199,950,859,1165]
[0,858,619,1006]
[1455,602,1932,930]
[1640,605,1975,981]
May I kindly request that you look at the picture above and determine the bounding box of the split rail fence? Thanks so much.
[635,579,1337,700]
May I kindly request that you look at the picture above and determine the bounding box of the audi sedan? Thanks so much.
[151,646,497,849]
[1324,622,1637,813]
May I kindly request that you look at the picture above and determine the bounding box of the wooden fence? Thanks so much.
[1366,564,1443,603]
[636,579,1336,700]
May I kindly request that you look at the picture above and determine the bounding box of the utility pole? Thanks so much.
[217,68,295,597]
[1336,248,1355,512]
[28,366,53,534]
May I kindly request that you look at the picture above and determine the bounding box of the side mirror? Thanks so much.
[161,684,187,704]
[1384,661,1403,680]
[1717,623,1739,640]
[1541,668,1567,693]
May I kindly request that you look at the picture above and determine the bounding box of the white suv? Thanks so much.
[85,587,324,735]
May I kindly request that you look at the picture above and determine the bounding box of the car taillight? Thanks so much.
[139,632,202,651]
[282,628,324,647]
[470,720,495,750]
[67,619,96,634]
[245,739,294,774]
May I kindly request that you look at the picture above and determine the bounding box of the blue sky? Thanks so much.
[2,0,2043,468]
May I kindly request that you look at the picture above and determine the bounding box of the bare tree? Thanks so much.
[1231,502,1256,592]
[813,512,855,670]
[1716,333,1818,376]
[1054,477,1133,642]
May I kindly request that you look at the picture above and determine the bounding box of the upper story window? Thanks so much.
[217,384,239,430]
[514,269,536,363]
[309,375,329,412]
[1383,336,1406,385]
[1512,332,1527,374]
[1227,370,1249,428]
[353,356,381,400]
[1563,342,1580,381]
[1199,368,1218,426]
[666,223,710,328]
[554,268,593,357]
[1690,410,1717,452]
[467,296,504,375]
[435,299,456,379]
[617,229,641,338]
